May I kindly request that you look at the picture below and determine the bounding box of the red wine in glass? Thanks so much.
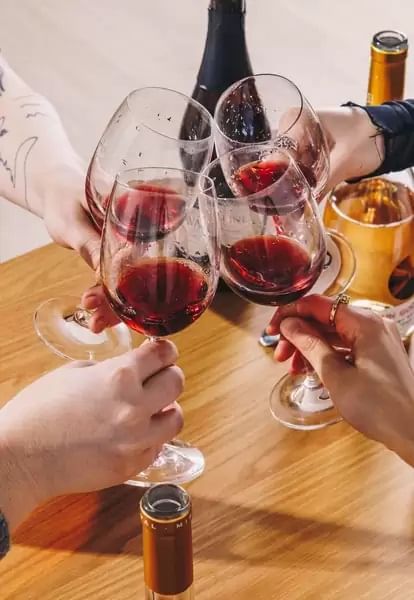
[86,177,187,242]
[112,184,186,243]
[231,158,307,235]
[222,235,323,305]
[104,258,210,337]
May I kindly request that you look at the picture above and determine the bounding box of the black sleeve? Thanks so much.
[342,100,414,177]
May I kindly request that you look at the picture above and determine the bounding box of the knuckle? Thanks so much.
[299,333,320,354]
[115,403,143,428]
[155,339,178,364]
[169,406,184,436]
[167,366,185,397]
[156,405,184,442]
[140,338,178,366]
[108,363,134,390]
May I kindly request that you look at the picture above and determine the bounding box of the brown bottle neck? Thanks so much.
[367,31,408,105]
[142,511,193,596]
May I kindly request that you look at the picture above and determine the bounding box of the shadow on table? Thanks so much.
[210,289,252,328]
[14,485,414,571]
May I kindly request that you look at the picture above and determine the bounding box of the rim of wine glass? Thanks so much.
[327,184,414,229]
[122,86,214,146]
[214,73,330,187]
[113,165,216,195]
[214,73,305,145]
[323,228,357,294]
[201,144,315,207]
[102,166,218,270]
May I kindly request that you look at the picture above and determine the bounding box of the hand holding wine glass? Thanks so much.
[34,87,214,361]
[268,294,414,466]
[203,144,345,430]
[100,166,219,486]
[0,340,184,531]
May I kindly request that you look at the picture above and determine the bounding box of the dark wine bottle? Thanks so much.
[189,0,252,117]
[180,0,257,292]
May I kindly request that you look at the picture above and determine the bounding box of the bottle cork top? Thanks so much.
[372,30,408,54]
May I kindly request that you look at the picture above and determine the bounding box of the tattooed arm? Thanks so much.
[0,54,101,269]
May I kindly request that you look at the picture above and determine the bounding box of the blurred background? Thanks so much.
[1,0,413,261]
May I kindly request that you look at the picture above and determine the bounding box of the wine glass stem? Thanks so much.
[303,369,330,402]
[64,308,92,328]
[303,370,323,389]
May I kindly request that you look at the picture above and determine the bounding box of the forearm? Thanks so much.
[343,99,414,178]
[0,441,37,533]
[0,54,86,218]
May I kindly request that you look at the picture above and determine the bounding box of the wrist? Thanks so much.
[340,103,385,181]
[36,159,87,219]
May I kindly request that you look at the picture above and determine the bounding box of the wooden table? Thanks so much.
[1,244,414,599]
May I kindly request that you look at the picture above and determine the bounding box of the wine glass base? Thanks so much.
[34,296,132,361]
[269,373,342,431]
[258,331,280,348]
[125,440,205,488]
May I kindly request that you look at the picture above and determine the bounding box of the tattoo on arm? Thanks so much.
[0,116,7,137]
[0,135,38,208]
[0,66,4,96]
[25,112,48,119]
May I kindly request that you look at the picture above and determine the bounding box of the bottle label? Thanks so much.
[351,297,414,338]
[381,298,414,337]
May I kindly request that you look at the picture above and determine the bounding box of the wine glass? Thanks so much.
[101,166,219,486]
[214,73,329,203]
[214,73,331,345]
[204,144,354,431]
[34,87,214,361]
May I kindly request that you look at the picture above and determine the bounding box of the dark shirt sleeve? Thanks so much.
[342,100,414,177]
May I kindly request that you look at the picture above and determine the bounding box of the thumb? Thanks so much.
[70,215,101,271]
[280,317,352,388]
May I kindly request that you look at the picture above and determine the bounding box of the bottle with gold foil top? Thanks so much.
[367,30,407,105]
[324,30,414,344]
[140,484,194,600]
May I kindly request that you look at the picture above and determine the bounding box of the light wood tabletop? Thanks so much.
[1,244,414,599]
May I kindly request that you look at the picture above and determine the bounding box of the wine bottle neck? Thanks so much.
[209,0,246,13]
[366,30,408,105]
[196,6,252,90]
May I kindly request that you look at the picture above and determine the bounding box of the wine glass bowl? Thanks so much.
[86,87,214,231]
[214,73,330,203]
[206,147,327,307]
[101,166,219,486]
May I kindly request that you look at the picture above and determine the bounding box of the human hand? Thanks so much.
[267,294,414,465]
[0,340,184,529]
[279,104,384,197]
[317,105,384,191]
[41,165,101,270]
[41,165,121,332]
